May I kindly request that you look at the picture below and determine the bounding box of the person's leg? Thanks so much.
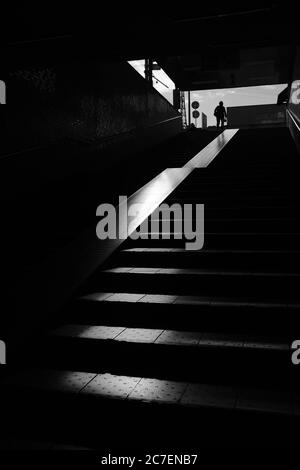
[216,117,220,128]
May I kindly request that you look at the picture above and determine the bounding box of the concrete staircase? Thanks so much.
[2,127,300,449]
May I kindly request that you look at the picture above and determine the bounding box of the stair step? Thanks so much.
[122,232,300,249]
[206,206,296,217]
[168,196,294,204]
[2,368,295,415]
[1,368,298,447]
[135,218,300,233]
[21,325,293,386]
[0,438,92,451]
[68,293,299,334]
[116,248,300,270]
[4,128,300,450]
[90,267,300,298]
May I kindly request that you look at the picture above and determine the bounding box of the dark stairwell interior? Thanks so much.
[2,125,300,449]
[1,5,300,452]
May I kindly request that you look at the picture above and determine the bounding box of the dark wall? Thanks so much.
[0,56,181,346]
[227,104,286,128]
[0,58,181,240]
[1,60,179,157]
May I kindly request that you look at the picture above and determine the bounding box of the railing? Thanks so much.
[8,128,232,317]
[0,115,182,161]
[287,108,300,133]
[287,108,300,155]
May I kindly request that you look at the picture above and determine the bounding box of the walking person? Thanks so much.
[214,101,227,129]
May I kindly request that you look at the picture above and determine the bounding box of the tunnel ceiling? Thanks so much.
[158,45,294,90]
[3,3,298,90]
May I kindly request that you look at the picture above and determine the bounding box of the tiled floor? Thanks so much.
[236,388,292,414]
[79,292,293,311]
[3,369,97,393]
[81,373,141,399]
[115,328,163,343]
[181,383,237,409]
[51,324,126,340]
[155,330,202,346]
[3,368,295,416]
[198,333,245,348]
[138,294,177,304]
[81,292,114,301]
[129,267,161,274]
[103,267,300,278]
[105,293,145,303]
[50,324,289,350]
[129,378,187,404]
[243,339,289,351]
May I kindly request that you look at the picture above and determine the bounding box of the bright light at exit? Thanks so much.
[186,84,287,127]
[128,60,175,105]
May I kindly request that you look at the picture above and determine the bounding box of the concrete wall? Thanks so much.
[0,57,181,225]
[0,58,181,273]
[0,60,179,157]
[227,104,286,128]
[0,57,182,346]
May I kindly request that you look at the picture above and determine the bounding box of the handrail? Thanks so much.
[41,129,237,313]
[287,108,300,133]
[0,115,181,161]
[69,115,181,146]
[148,115,181,128]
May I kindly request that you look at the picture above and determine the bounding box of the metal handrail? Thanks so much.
[287,108,300,133]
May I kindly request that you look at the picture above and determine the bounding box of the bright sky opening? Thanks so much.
[129,60,287,127]
[187,85,287,126]
[128,60,175,105]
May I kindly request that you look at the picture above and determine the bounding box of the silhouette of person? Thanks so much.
[214,101,227,129]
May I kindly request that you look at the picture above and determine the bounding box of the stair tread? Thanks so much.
[49,324,290,350]
[6,130,300,449]
[126,232,300,235]
[122,248,300,254]
[101,267,300,277]
[79,292,297,308]
[2,368,296,415]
